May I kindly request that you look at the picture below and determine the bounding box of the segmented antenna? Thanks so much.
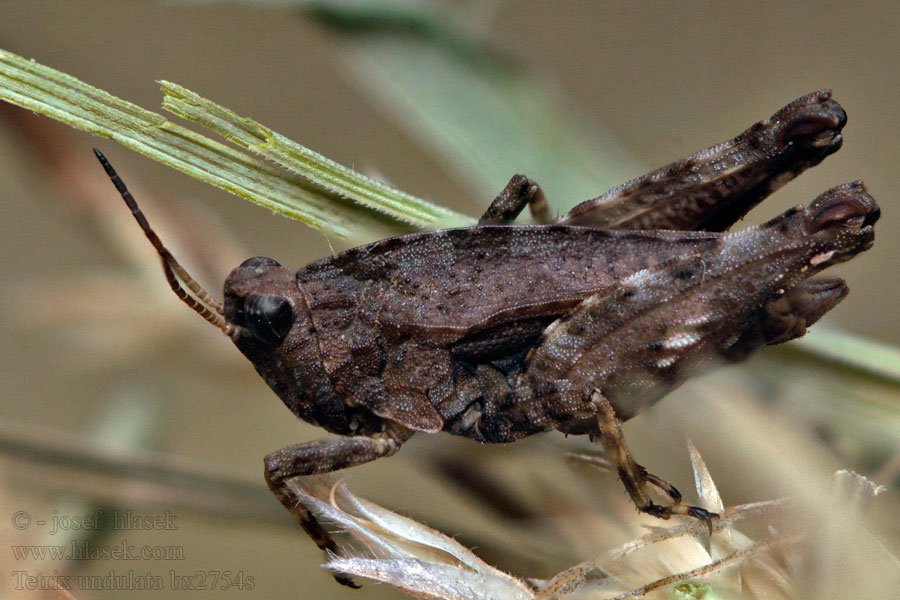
[93,149,233,335]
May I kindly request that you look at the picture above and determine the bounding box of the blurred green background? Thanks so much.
[1,2,897,599]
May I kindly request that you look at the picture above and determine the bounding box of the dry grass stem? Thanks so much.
[286,443,893,599]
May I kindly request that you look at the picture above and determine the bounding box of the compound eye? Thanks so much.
[244,293,294,345]
[239,256,282,270]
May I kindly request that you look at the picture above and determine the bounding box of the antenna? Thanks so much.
[93,149,233,335]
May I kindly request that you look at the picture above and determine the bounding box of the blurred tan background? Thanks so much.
[1,2,897,599]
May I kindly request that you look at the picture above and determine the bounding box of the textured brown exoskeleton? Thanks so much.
[94,90,879,587]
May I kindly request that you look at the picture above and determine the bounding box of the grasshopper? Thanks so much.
[95,90,878,587]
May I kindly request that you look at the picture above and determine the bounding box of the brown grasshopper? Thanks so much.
[94,90,878,587]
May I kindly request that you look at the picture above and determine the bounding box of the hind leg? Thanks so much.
[562,90,846,232]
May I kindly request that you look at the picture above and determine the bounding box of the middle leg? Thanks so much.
[479,174,554,224]
[591,390,716,527]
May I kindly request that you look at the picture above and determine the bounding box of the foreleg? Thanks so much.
[264,424,413,587]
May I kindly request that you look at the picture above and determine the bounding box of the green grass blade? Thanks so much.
[0,48,406,238]
[160,81,472,228]
[792,327,900,385]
